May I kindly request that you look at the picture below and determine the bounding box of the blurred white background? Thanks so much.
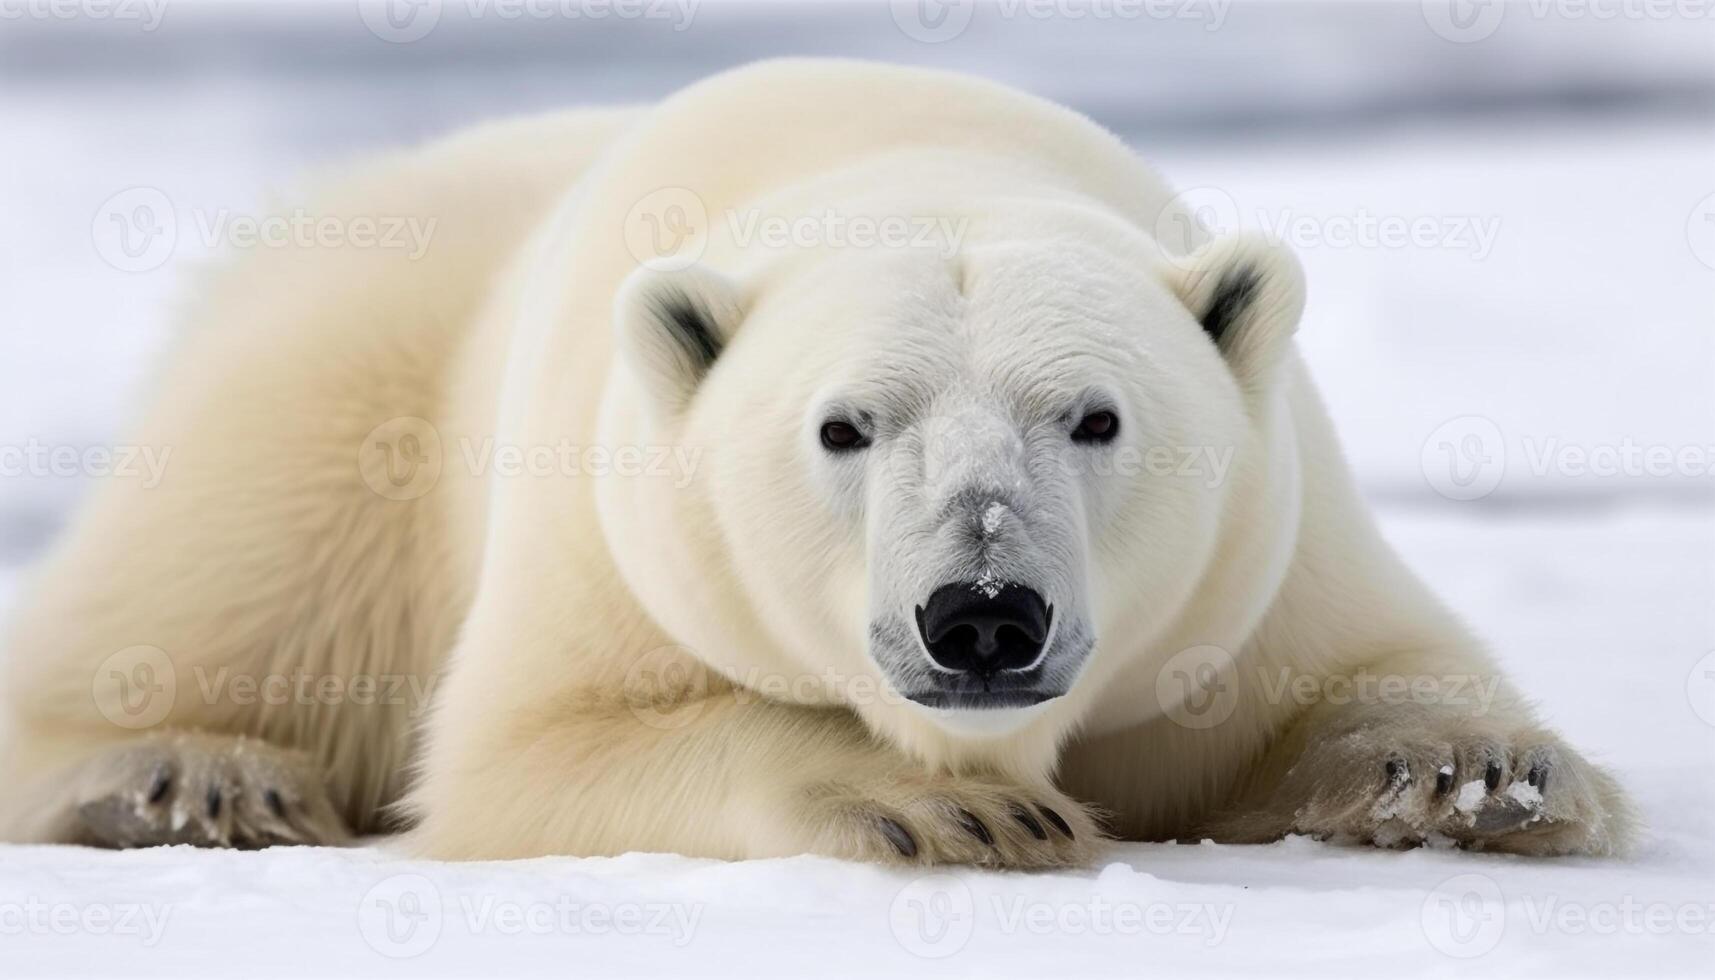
[0,3,1711,976]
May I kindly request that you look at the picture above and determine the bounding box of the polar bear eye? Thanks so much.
[819,420,870,453]
[1072,410,1119,445]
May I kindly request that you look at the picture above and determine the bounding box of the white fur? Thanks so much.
[0,60,1630,863]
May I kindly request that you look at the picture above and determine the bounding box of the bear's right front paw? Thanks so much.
[72,734,351,849]
[774,771,1101,868]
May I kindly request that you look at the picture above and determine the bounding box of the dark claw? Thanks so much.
[205,785,222,819]
[1010,804,1047,841]
[1037,805,1074,840]
[1435,768,1455,796]
[954,808,994,848]
[145,768,172,805]
[878,817,917,858]
[1384,759,1408,785]
[1527,763,1549,793]
[1484,760,1503,792]
[264,788,287,819]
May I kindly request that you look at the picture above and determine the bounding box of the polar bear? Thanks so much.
[0,60,1631,863]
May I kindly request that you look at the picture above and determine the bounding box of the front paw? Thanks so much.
[770,769,1101,868]
[73,733,351,849]
[1250,722,1632,856]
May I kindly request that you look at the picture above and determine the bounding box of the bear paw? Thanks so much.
[778,771,1101,868]
[73,733,351,849]
[1211,724,1633,856]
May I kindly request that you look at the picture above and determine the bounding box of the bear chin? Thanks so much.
[905,698,1059,737]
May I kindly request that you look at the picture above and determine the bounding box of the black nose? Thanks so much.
[915,582,1052,675]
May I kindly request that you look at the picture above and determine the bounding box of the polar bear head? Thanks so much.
[598,212,1304,746]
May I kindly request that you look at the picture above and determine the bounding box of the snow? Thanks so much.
[1456,780,1491,815]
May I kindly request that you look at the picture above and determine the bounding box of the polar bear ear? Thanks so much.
[614,263,745,414]
[1164,234,1305,391]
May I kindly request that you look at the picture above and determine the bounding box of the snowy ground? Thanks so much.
[1,5,1712,978]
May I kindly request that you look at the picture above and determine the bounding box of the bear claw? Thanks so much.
[1038,805,1073,839]
[878,817,917,858]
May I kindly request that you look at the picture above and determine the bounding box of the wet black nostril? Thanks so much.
[914,582,1052,675]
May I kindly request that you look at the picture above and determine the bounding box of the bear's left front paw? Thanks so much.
[1209,724,1633,856]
